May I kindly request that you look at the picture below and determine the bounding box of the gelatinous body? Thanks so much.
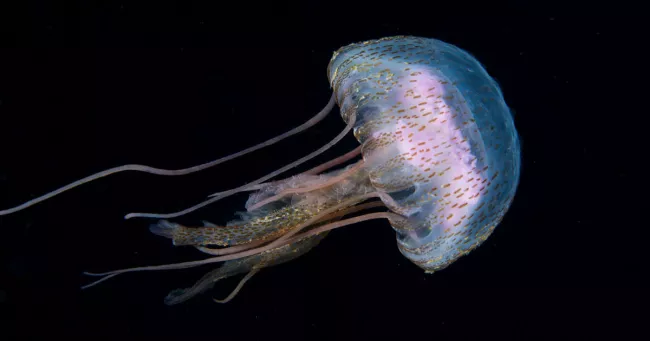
[328,36,520,271]
[1,36,520,304]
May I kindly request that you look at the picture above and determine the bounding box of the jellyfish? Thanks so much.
[0,36,521,305]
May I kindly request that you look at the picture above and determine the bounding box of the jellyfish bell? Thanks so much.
[0,36,520,304]
[328,36,520,272]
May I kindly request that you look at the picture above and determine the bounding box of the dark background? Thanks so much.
[0,1,645,339]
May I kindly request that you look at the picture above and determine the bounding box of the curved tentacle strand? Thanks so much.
[193,200,385,257]
[148,161,371,248]
[81,191,400,288]
[247,160,365,211]
[212,268,260,304]
[164,232,329,305]
[206,145,362,198]
[123,112,357,220]
[0,94,335,217]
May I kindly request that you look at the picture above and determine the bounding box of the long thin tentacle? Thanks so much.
[0,94,335,217]
[83,209,404,290]
[81,192,394,288]
[281,211,404,248]
[80,273,120,290]
[193,200,385,256]
[302,145,362,176]
[247,160,365,211]
[212,268,261,304]
[194,239,268,257]
[123,114,357,220]
[207,145,362,198]
[83,212,395,290]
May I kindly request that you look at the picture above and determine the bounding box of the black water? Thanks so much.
[0,1,644,339]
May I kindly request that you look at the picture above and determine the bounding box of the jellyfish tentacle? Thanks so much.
[162,210,405,304]
[194,240,267,256]
[193,200,386,257]
[162,257,253,305]
[0,94,336,217]
[302,145,362,176]
[305,200,386,225]
[166,230,329,305]
[124,113,357,220]
[81,192,388,287]
[81,202,378,292]
[212,268,261,304]
[283,211,406,245]
[149,166,378,253]
[80,273,120,289]
[206,145,363,199]
[247,160,365,211]
[147,194,353,248]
